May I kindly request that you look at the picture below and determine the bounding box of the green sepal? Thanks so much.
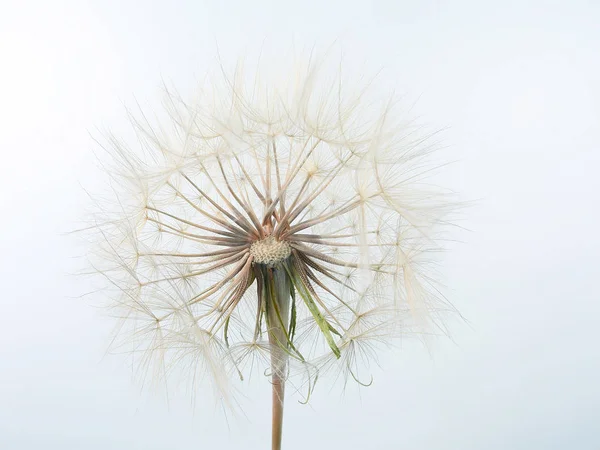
[284,261,341,359]
[257,264,305,362]
[288,286,297,343]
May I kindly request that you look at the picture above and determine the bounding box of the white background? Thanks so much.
[1,1,599,449]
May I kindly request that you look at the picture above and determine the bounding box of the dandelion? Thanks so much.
[86,54,457,450]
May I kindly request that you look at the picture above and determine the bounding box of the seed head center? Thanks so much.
[249,235,291,267]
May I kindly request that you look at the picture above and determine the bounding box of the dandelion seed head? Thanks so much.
[84,51,460,407]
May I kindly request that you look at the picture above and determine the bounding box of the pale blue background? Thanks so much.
[1,1,599,449]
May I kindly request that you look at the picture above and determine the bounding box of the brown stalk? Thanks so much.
[232,152,267,204]
[141,251,247,286]
[289,242,359,269]
[208,256,255,334]
[261,137,321,222]
[147,206,244,239]
[216,156,265,237]
[296,251,352,289]
[180,172,254,234]
[278,158,348,229]
[168,183,251,236]
[147,218,249,246]
[140,244,250,259]
[187,253,251,305]
[282,198,362,236]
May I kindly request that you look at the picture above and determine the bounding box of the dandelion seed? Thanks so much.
[85,54,458,450]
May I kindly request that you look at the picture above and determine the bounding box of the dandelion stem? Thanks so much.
[261,265,291,450]
[271,370,285,450]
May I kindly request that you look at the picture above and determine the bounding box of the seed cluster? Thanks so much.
[250,235,292,267]
[88,59,455,411]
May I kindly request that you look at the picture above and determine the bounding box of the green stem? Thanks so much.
[264,265,291,450]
